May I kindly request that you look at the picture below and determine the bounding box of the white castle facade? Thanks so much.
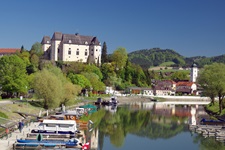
[41,32,101,64]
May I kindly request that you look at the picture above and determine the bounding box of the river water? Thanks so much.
[85,102,225,150]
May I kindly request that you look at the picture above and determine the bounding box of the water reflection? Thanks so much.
[85,102,225,150]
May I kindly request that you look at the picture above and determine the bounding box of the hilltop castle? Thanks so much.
[41,32,101,64]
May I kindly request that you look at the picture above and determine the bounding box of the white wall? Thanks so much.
[62,44,89,62]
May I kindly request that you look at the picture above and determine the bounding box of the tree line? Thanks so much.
[0,42,152,109]
[0,42,224,113]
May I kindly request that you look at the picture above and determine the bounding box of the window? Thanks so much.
[76,50,79,55]
[58,49,60,53]
[68,48,71,55]
[96,49,98,51]
[85,49,88,56]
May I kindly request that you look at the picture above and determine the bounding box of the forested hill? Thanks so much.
[128,48,185,69]
[128,48,225,69]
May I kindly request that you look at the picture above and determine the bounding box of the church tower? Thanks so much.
[190,63,198,82]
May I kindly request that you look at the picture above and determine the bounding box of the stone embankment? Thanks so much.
[113,95,211,105]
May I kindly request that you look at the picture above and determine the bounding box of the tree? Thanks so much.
[67,73,91,89]
[198,63,225,113]
[61,82,81,106]
[82,72,105,92]
[17,51,31,67]
[111,47,128,70]
[131,64,147,87]
[101,63,116,83]
[170,71,189,81]
[124,59,132,84]
[20,45,25,53]
[47,66,82,106]
[0,55,28,97]
[111,48,128,85]
[101,42,108,64]
[32,69,63,109]
[84,64,103,80]
[30,42,44,56]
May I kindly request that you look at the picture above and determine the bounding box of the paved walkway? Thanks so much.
[0,121,39,150]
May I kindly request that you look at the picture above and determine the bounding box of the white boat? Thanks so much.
[31,119,78,135]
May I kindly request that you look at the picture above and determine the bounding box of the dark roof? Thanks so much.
[191,63,197,67]
[51,32,101,46]
[176,88,192,93]
[52,32,62,40]
[154,86,173,91]
[41,36,51,44]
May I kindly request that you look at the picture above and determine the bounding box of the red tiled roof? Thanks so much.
[0,48,20,54]
[176,81,194,87]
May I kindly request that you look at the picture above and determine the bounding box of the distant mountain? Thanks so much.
[128,48,225,69]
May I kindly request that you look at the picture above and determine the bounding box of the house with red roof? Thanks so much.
[0,48,20,57]
[176,81,197,95]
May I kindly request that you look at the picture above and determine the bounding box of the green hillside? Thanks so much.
[128,48,185,69]
[128,48,225,69]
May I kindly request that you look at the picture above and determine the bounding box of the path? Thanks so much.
[0,121,39,150]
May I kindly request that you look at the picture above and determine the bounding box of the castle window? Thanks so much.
[85,49,88,56]
[76,50,79,55]
[68,48,71,55]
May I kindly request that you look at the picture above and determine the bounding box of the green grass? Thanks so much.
[155,69,190,73]
[206,102,220,114]
[159,62,175,66]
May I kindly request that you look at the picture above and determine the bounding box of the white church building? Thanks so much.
[190,63,198,82]
[41,32,101,64]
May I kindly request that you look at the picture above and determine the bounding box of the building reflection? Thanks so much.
[86,101,209,150]
[122,102,208,125]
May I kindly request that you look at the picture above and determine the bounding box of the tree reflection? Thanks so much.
[86,104,225,149]
[97,106,187,148]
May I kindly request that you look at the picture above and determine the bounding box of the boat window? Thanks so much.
[59,124,70,128]
[46,124,56,127]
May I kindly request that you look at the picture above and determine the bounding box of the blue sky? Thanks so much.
[1,0,225,57]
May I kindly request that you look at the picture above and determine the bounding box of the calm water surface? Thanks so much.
[86,102,225,150]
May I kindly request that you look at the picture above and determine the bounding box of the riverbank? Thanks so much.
[0,95,212,150]
[102,95,211,105]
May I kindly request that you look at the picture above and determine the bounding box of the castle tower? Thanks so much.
[190,63,198,82]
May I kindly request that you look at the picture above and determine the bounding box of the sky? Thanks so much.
[0,0,225,57]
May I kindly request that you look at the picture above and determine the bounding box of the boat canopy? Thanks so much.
[42,119,76,125]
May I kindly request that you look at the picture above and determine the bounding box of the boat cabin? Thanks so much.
[33,119,78,134]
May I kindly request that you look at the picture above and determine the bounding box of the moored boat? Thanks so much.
[31,119,79,136]
[200,118,225,125]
